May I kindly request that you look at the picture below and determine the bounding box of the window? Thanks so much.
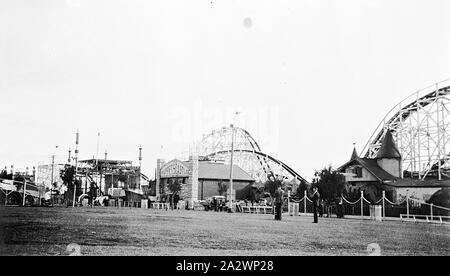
[352,167,362,178]
[356,167,363,178]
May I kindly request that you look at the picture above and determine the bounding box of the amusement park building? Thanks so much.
[35,159,150,202]
[338,131,450,203]
[156,156,255,206]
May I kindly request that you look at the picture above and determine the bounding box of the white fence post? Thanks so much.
[406,193,410,219]
[430,203,433,221]
[22,179,27,206]
[304,190,307,214]
[382,191,385,218]
[360,191,364,217]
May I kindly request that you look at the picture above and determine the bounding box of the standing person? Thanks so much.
[213,197,218,212]
[173,193,180,210]
[337,194,344,218]
[274,186,284,221]
[318,198,324,218]
[312,186,320,223]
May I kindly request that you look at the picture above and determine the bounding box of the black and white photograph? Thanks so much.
[0,0,449,261]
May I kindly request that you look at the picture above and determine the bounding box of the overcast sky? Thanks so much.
[1,0,449,180]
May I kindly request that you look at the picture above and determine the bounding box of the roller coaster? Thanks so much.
[361,79,450,180]
[198,126,310,184]
[199,80,450,183]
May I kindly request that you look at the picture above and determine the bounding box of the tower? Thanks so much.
[156,159,166,197]
[376,130,402,178]
[350,143,359,160]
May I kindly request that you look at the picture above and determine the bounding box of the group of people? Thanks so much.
[273,185,322,223]
[210,197,226,211]
[159,193,180,209]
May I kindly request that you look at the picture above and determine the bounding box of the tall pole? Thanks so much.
[50,156,54,206]
[73,130,79,207]
[105,149,108,196]
[228,124,235,212]
[96,133,100,163]
[22,178,27,206]
[139,145,142,191]
[139,145,142,168]
[23,167,29,205]
[96,132,100,185]
[32,166,39,206]
[228,112,240,212]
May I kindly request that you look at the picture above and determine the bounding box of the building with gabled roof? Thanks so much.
[338,130,450,203]
[155,155,255,207]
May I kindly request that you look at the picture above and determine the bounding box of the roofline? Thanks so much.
[338,158,385,182]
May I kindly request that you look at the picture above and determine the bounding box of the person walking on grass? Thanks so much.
[274,185,284,221]
[312,186,320,223]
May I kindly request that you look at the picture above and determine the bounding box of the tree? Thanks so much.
[236,184,259,203]
[60,165,75,190]
[168,179,182,195]
[60,165,80,204]
[264,176,283,199]
[427,188,450,208]
[295,180,309,199]
[168,179,182,208]
[217,180,228,196]
[0,169,8,179]
[312,165,345,204]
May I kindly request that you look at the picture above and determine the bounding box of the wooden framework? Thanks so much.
[362,80,450,180]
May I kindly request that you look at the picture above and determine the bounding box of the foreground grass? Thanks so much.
[0,207,449,256]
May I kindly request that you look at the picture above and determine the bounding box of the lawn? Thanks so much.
[0,206,449,256]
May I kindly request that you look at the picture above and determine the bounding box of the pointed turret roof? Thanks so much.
[350,145,359,160]
[376,130,401,159]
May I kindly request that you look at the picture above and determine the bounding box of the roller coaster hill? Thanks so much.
[361,79,450,182]
[198,80,450,221]
[335,80,450,220]
[198,126,311,188]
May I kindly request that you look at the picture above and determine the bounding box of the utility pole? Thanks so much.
[96,132,100,186]
[22,178,27,206]
[105,149,108,196]
[228,112,241,212]
[228,124,235,212]
[73,130,79,207]
[139,145,142,168]
[22,167,29,206]
[51,155,55,206]
[11,165,14,187]
[139,145,142,191]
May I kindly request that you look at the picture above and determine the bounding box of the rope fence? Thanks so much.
[287,190,449,223]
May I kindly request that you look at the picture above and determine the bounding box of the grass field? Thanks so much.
[0,206,449,256]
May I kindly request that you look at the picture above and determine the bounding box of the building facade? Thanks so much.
[339,131,450,203]
[156,156,255,206]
